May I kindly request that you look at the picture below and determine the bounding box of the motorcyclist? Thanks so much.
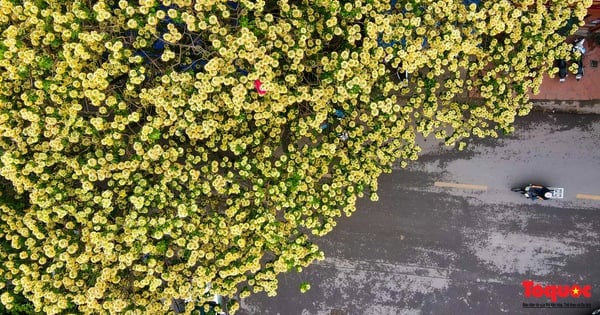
[525,184,553,200]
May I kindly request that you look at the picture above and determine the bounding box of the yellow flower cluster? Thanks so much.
[0,0,590,314]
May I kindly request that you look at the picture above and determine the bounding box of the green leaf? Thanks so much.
[18,66,29,78]
[149,129,161,140]
[50,38,62,48]
[300,281,311,293]
[0,43,7,60]
[156,240,168,254]
[38,56,54,70]
[42,80,52,92]
[239,16,248,28]
[27,93,38,103]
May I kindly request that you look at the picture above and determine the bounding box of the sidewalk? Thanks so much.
[530,9,600,115]
[531,39,600,114]
[531,44,600,114]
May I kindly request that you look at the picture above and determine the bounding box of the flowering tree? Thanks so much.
[0,0,590,314]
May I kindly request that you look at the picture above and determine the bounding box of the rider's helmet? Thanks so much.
[544,192,553,199]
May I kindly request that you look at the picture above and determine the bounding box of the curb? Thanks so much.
[531,100,600,115]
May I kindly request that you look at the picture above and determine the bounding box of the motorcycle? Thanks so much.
[575,57,584,81]
[511,184,564,200]
[556,59,568,82]
[572,38,586,81]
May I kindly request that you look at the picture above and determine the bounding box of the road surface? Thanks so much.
[238,112,600,315]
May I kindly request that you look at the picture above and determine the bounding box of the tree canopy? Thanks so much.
[0,0,590,314]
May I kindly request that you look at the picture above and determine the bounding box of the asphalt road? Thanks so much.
[238,112,600,315]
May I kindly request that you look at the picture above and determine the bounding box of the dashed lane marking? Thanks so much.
[576,194,600,200]
[434,181,488,191]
